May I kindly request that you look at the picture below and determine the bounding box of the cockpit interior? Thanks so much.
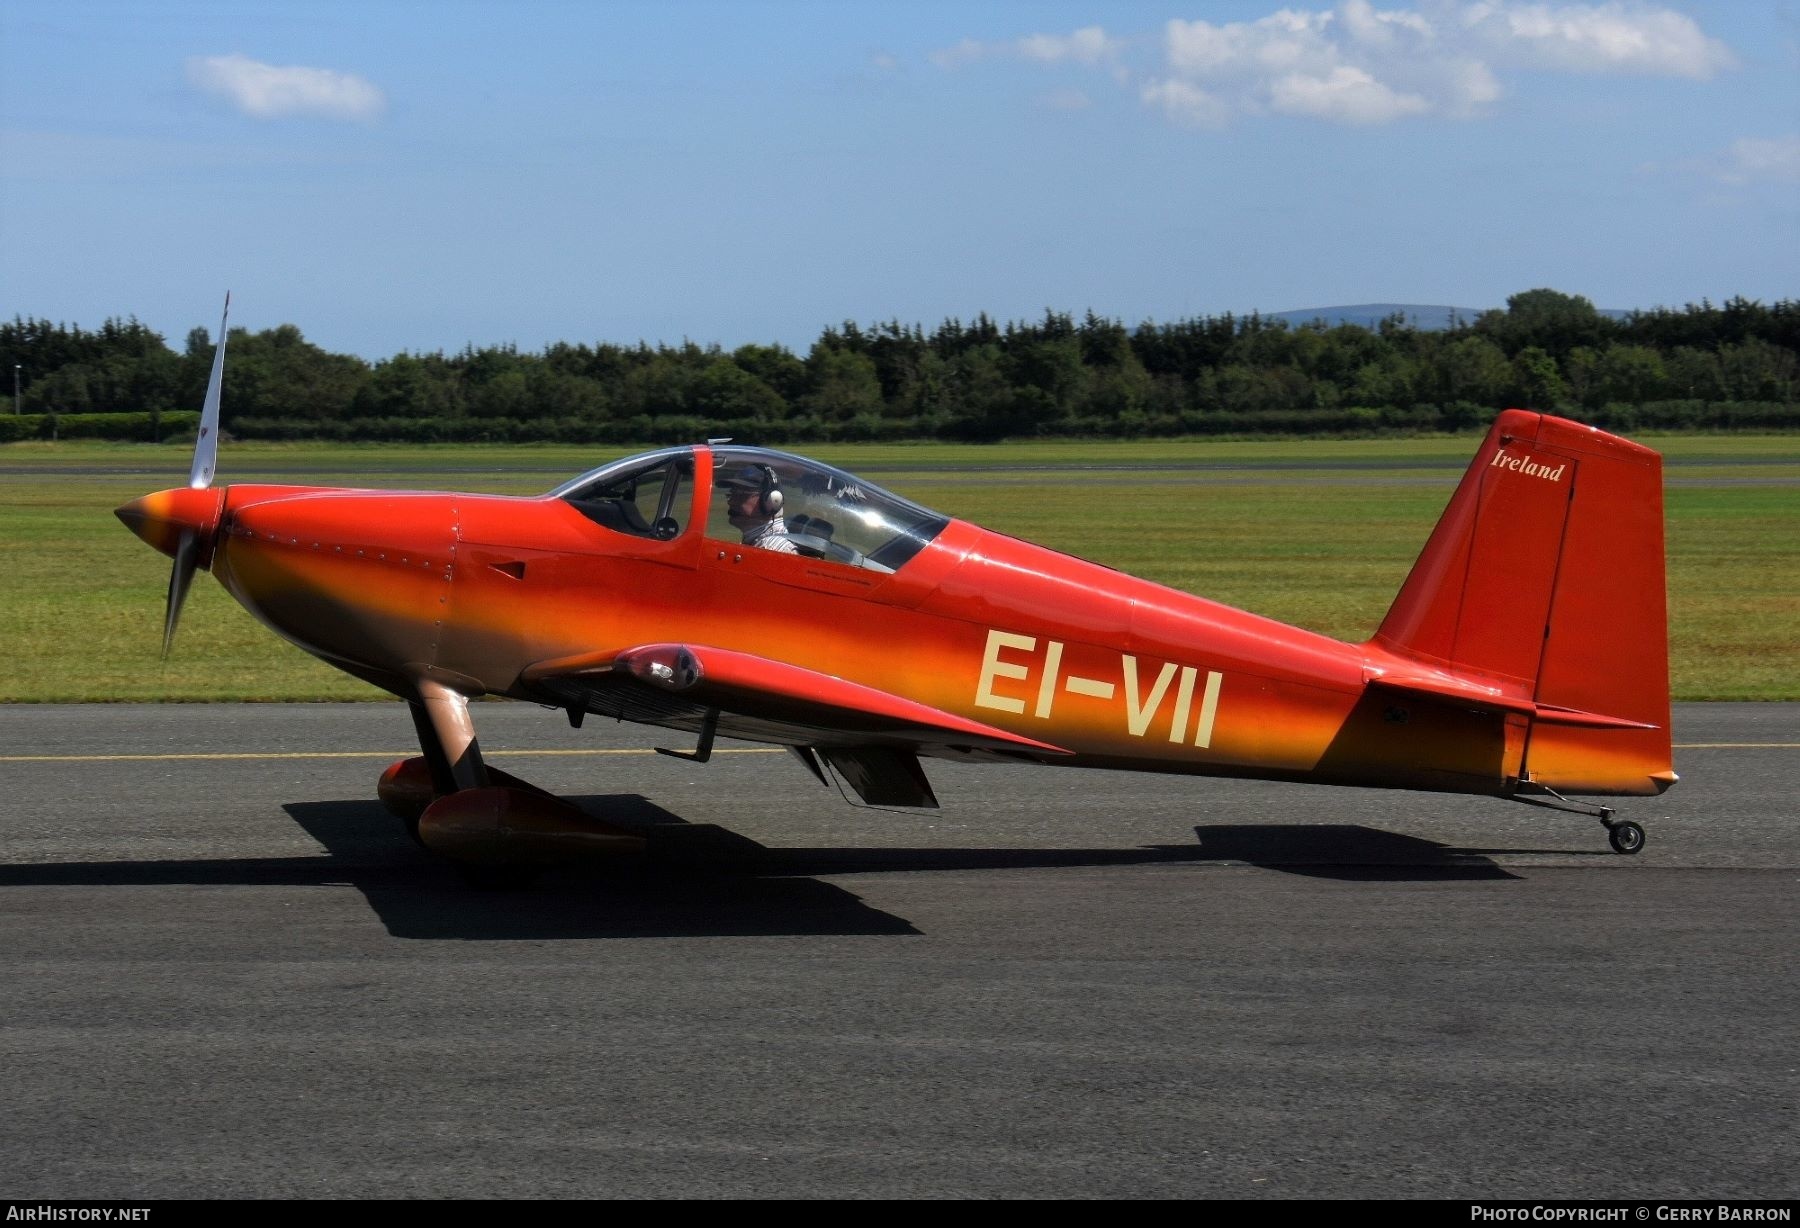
[551,445,949,573]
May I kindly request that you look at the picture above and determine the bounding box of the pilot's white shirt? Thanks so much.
[744,517,799,554]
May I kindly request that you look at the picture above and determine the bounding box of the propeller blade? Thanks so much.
[151,291,230,654]
[162,528,199,659]
[189,292,230,490]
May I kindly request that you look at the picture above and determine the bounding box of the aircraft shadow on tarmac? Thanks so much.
[0,794,1542,941]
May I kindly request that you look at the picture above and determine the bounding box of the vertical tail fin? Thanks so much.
[1368,410,1674,796]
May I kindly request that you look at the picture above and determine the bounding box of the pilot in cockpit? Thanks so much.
[720,464,799,554]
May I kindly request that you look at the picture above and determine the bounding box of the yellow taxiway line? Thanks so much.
[1670,743,1800,749]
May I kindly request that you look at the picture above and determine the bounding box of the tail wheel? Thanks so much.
[1607,820,1646,855]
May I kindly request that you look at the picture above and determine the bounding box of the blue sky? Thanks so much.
[4,1,1797,359]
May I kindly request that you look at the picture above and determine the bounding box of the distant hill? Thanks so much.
[1268,302,1633,330]
[1267,303,1488,330]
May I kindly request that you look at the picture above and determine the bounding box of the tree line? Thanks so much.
[2,288,1795,444]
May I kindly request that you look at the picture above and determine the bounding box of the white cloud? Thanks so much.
[1439,58,1505,111]
[186,54,386,122]
[1150,6,1443,124]
[1020,26,1122,65]
[928,38,988,70]
[1270,65,1432,123]
[1462,2,1736,78]
[1165,10,1338,81]
[932,26,1124,71]
[1139,78,1232,128]
[1715,135,1800,185]
[934,2,1736,129]
[1340,0,1432,48]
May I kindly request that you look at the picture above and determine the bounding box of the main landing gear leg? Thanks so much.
[1512,785,1647,855]
[379,681,491,834]
[376,680,647,888]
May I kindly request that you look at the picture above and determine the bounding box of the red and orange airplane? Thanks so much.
[119,300,1674,881]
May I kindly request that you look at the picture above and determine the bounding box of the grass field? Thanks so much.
[3,433,1795,702]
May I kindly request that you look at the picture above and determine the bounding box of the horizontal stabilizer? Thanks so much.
[1366,671,1658,731]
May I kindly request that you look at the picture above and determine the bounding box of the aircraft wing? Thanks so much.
[521,642,1070,806]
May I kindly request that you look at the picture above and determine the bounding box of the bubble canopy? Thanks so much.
[552,445,949,573]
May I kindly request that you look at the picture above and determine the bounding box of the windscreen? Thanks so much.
[554,448,695,541]
[708,447,947,573]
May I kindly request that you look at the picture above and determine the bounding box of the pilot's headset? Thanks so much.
[752,464,783,516]
[729,463,783,517]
